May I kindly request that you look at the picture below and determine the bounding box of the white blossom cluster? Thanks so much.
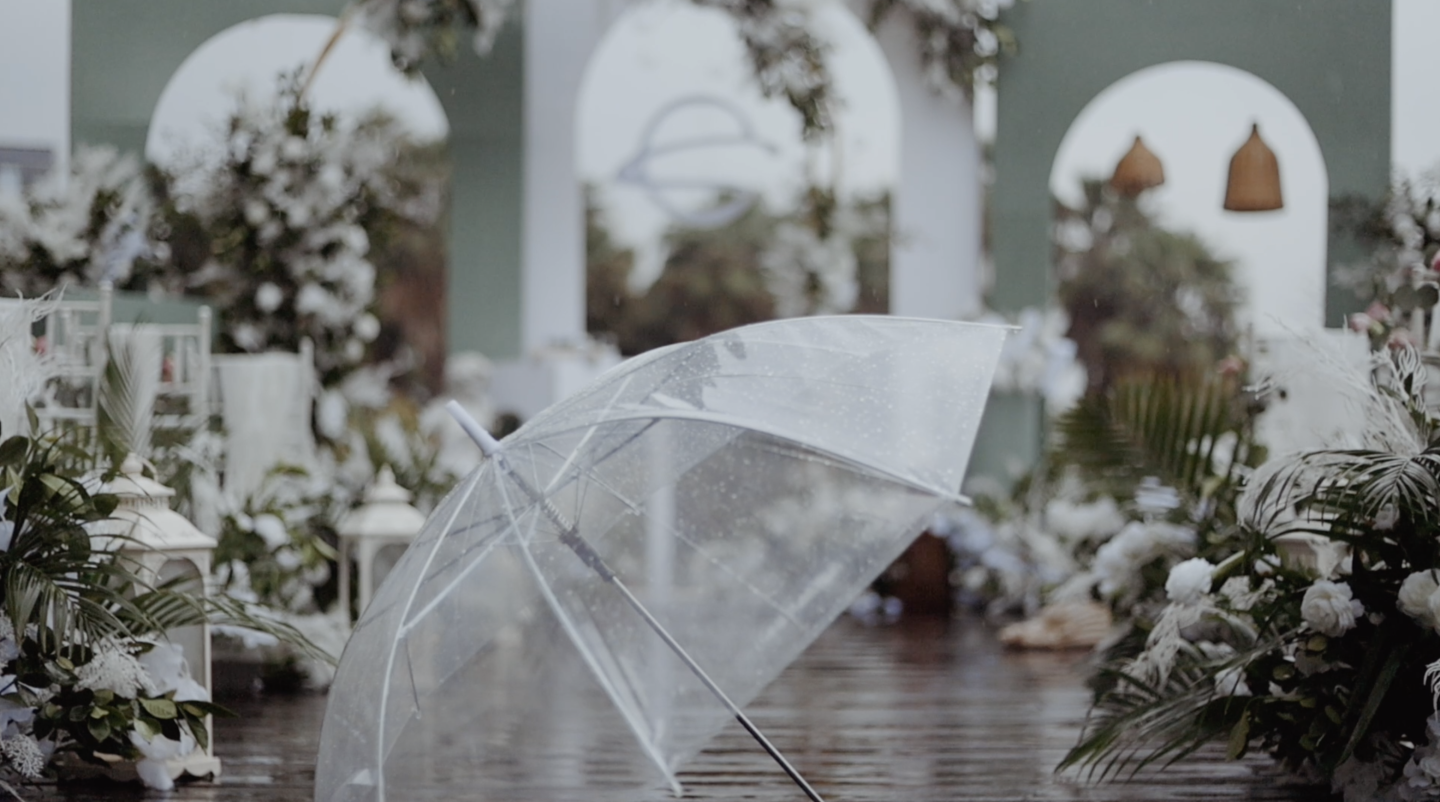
[1382,176,1440,280]
[870,0,1015,98]
[180,83,436,379]
[1402,714,1440,801]
[353,0,515,74]
[0,295,56,440]
[0,637,210,789]
[74,642,155,698]
[1089,519,1195,602]
[760,220,858,318]
[0,733,44,779]
[0,146,158,297]
[977,306,1087,413]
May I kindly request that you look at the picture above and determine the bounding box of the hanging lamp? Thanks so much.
[1224,122,1283,211]
[1109,135,1165,196]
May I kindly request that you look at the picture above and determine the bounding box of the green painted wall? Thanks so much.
[422,29,525,359]
[991,0,1392,323]
[70,1,527,358]
[982,0,1391,480]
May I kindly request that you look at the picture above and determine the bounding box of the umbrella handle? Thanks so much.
[446,400,503,457]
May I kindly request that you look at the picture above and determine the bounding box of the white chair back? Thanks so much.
[212,339,317,502]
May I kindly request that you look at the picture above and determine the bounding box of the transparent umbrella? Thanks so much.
[315,316,1007,802]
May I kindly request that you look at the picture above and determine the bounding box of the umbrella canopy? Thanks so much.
[315,316,1007,801]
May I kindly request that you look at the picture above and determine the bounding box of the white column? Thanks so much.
[522,0,614,352]
[870,12,985,321]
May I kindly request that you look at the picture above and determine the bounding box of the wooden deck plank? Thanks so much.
[32,616,1326,800]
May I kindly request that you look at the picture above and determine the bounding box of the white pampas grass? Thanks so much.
[0,293,58,439]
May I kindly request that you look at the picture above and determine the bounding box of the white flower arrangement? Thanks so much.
[977,306,1087,413]
[175,76,438,382]
[0,146,159,297]
[1300,580,1364,638]
[1164,557,1214,605]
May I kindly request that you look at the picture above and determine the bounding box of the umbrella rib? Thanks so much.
[513,541,685,797]
[492,450,828,802]
[374,467,486,802]
[531,409,966,503]
[491,454,686,796]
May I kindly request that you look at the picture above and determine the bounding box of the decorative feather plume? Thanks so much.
[0,292,58,439]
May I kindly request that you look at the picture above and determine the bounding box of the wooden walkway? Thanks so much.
[33,617,1327,801]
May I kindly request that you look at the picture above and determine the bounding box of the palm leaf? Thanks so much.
[128,585,336,666]
[1055,374,1248,500]
[1061,636,1278,780]
[95,326,161,468]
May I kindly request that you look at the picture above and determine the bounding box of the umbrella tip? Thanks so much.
[445,400,504,457]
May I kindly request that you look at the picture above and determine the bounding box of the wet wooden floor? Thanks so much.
[32,616,1327,801]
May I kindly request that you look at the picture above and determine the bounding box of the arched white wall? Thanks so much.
[1051,61,1329,335]
[576,0,901,291]
[550,0,984,349]
[147,13,449,169]
[862,3,985,320]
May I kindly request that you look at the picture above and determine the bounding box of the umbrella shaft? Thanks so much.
[475,442,826,802]
[606,578,828,802]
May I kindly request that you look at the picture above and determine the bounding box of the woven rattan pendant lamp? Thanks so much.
[1224,123,1283,211]
[1109,135,1165,196]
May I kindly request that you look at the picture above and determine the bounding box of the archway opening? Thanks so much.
[147,14,448,167]
[147,13,452,389]
[1051,61,1329,340]
[575,0,900,355]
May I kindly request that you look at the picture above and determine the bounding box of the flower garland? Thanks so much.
[347,0,1015,140]
[866,0,1016,99]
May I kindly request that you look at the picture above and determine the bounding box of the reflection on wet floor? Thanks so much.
[31,616,1323,801]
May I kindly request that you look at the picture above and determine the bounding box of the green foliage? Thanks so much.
[587,199,778,356]
[1063,349,1440,796]
[13,639,234,765]
[212,465,338,614]
[1331,175,1440,350]
[1055,180,1241,393]
[0,432,131,655]
[1054,374,1261,503]
[585,190,890,356]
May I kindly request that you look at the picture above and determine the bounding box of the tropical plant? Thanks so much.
[1035,371,1262,613]
[0,424,327,790]
[1333,173,1440,352]
[1054,179,1241,393]
[1061,346,1440,802]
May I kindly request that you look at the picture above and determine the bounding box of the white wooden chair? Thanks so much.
[212,339,317,503]
[146,307,213,442]
[29,282,114,433]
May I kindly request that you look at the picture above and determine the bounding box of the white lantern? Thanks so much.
[93,453,222,782]
[336,466,425,623]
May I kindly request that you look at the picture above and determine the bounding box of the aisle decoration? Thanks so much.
[1063,345,1440,802]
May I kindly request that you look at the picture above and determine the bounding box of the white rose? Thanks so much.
[354,313,381,343]
[254,282,284,313]
[1301,580,1363,637]
[1165,557,1214,605]
[1399,570,1440,628]
[252,513,290,549]
[243,198,270,226]
[1214,664,1251,697]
